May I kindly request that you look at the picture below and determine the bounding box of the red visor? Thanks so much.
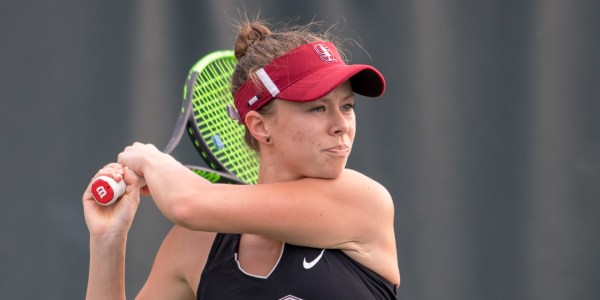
[231,41,386,123]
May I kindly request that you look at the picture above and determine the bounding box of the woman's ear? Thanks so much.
[244,111,271,144]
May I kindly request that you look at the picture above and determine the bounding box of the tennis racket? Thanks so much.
[92,50,259,205]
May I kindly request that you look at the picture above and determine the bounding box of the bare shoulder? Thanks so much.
[328,168,394,211]
[163,226,216,289]
[334,169,399,285]
[137,226,216,299]
[335,168,394,227]
[338,169,391,194]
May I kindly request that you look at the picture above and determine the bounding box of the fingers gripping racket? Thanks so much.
[92,50,259,205]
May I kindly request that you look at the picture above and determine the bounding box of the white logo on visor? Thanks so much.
[313,44,336,63]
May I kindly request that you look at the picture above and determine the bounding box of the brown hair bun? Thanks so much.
[234,22,272,60]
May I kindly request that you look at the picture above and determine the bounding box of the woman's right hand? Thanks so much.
[82,163,144,238]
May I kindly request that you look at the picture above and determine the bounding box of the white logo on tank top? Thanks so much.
[279,295,303,300]
[302,249,325,269]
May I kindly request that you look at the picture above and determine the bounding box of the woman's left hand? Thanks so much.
[117,142,167,178]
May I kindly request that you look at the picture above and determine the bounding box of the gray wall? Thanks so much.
[1,0,599,299]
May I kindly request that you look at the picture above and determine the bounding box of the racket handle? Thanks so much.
[91,176,126,205]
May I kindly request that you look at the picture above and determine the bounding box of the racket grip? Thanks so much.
[91,176,126,205]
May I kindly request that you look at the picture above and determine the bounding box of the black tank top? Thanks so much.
[197,233,399,299]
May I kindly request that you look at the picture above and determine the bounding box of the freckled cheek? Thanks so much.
[291,131,303,143]
[289,131,322,150]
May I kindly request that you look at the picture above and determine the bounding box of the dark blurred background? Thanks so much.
[1,0,599,299]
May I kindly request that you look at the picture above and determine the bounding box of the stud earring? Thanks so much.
[265,136,271,143]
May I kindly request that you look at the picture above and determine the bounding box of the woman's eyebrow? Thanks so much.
[318,92,355,103]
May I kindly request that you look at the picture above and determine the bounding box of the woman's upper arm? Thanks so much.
[136,226,215,300]
[176,169,394,250]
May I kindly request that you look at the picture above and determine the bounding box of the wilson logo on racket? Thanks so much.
[91,176,125,205]
[313,44,336,63]
[92,181,113,203]
[95,186,108,198]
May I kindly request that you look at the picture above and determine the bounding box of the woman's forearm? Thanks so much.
[86,234,128,300]
[142,156,211,225]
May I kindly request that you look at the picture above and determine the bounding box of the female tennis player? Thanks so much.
[83,20,400,299]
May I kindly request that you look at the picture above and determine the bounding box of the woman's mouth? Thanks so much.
[324,145,350,155]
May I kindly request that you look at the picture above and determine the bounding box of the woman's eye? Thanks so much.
[311,106,326,112]
[341,103,355,111]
